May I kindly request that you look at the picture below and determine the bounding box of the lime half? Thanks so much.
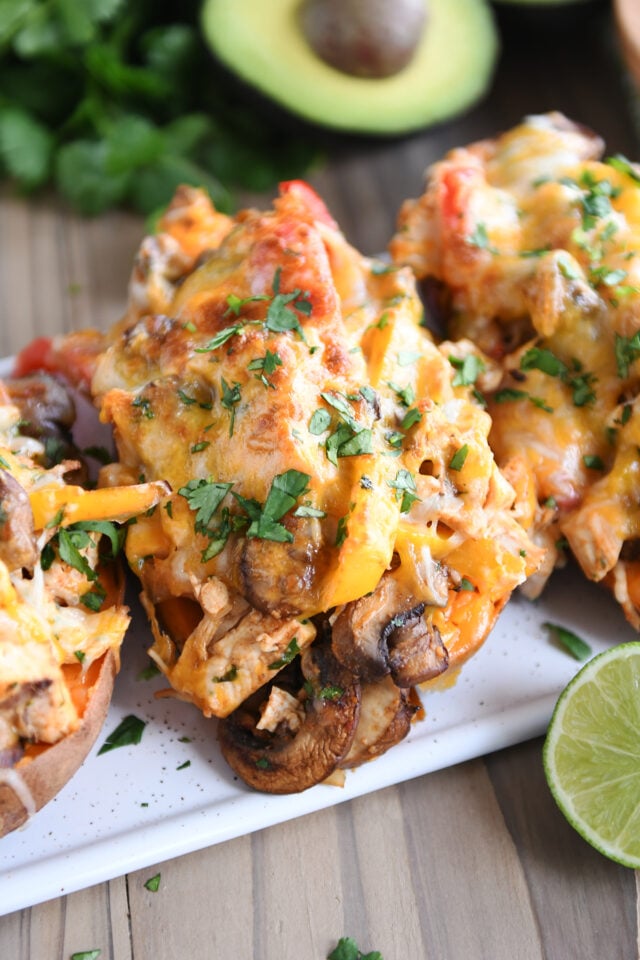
[543,642,640,868]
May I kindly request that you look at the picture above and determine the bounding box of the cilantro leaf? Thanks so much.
[179,479,233,534]
[69,520,124,557]
[55,139,131,216]
[450,353,485,387]
[0,105,53,189]
[244,469,310,543]
[57,528,97,581]
[261,469,310,521]
[195,324,244,353]
[327,939,383,960]
[268,637,301,669]
[220,378,242,436]
[520,347,567,378]
[449,444,469,471]
[98,714,146,754]
[544,621,592,661]
[614,331,640,378]
[388,468,421,513]
[144,873,161,893]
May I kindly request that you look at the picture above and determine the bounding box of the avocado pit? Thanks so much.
[299,0,428,78]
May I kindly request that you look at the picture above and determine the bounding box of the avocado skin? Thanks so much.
[200,0,499,137]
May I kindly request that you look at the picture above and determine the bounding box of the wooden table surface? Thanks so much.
[1,3,639,957]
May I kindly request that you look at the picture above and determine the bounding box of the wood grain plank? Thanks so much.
[486,738,638,960]
[396,760,544,960]
[336,785,425,958]
[0,878,133,960]
[0,194,143,359]
[126,834,254,960]
[249,805,344,960]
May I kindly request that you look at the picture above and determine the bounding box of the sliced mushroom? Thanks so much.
[218,641,360,793]
[6,374,76,435]
[6,374,85,476]
[0,469,38,572]
[386,612,449,687]
[339,675,416,770]
[332,572,450,686]
[239,517,325,618]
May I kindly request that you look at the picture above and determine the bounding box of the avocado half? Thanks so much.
[200,0,499,136]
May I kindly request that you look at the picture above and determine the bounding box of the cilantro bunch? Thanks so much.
[0,0,318,215]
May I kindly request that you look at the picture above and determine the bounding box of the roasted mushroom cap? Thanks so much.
[387,612,448,687]
[339,675,417,769]
[331,572,449,686]
[239,517,325,618]
[218,641,360,793]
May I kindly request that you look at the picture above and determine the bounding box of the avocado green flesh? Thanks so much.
[201,0,499,135]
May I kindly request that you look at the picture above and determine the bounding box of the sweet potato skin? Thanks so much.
[0,648,117,838]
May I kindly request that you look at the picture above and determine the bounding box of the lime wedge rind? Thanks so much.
[543,642,640,870]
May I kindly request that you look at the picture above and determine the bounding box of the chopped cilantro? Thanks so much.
[449,444,469,471]
[179,479,233,534]
[578,173,617,230]
[583,454,604,470]
[605,154,640,182]
[589,265,627,288]
[212,665,238,683]
[293,503,326,519]
[309,408,332,435]
[614,331,640,378]
[327,937,383,960]
[57,528,97,582]
[466,222,498,253]
[388,469,420,513]
[449,353,485,387]
[220,378,242,436]
[247,349,282,388]
[520,347,596,406]
[544,621,592,661]
[80,587,106,612]
[335,515,349,547]
[396,350,421,367]
[520,347,567,378]
[98,715,146,754]
[264,266,310,342]
[268,637,301,669]
[319,391,373,464]
[225,292,269,316]
[195,323,245,352]
[144,873,161,892]
[243,469,310,543]
[388,381,415,407]
[400,407,422,431]
[131,395,154,419]
[370,261,397,275]
[318,684,344,701]
[137,661,161,681]
[190,441,210,453]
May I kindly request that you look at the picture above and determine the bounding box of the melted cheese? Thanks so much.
[89,182,542,717]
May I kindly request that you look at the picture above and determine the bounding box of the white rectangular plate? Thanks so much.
[0,356,635,915]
